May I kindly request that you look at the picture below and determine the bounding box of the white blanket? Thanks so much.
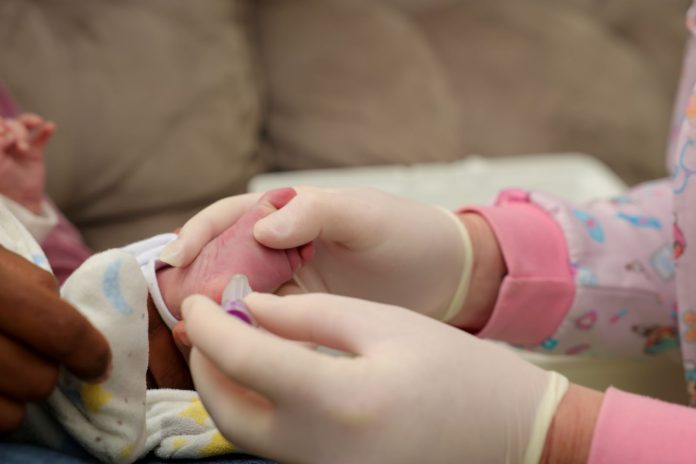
[0,201,238,463]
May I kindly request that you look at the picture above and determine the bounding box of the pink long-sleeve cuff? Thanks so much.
[460,189,575,344]
[589,388,696,463]
[41,203,91,284]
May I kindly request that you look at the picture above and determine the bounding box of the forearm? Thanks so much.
[449,212,505,331]
[541,384,603,464]
[448,200,575,346]
[451,182,678,358]
[448,215,605,463]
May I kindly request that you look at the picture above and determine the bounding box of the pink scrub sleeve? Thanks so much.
[462,179,677,358]
[460,190,574,345]
[589,388,696,463]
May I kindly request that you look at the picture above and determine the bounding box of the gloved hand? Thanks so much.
[162,187,473,321]
[182,292,569,464]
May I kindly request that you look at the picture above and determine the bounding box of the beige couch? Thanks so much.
[0,0,689,250]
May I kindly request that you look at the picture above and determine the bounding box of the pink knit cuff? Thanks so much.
[459,189,574,344]
[41,201,91,284]
[589,387,696,463]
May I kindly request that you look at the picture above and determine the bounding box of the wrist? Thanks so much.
[9,193,43,216]
[12,188,45,216]
[448,213,505,331]
[23,198,43,215]
[540,384,604,464]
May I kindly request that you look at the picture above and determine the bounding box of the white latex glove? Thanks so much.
[182,292,568,464]
[162,187,472,321]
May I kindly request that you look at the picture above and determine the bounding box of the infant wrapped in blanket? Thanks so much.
[2,188,308,463]
[0,85,309,462]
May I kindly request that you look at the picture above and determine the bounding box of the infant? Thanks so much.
[0,111,308,461]
[0,111,312,386]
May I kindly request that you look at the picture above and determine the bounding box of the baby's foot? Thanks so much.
[157,188,311,320]
[149,188,311,388]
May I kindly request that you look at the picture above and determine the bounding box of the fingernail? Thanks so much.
[89,361,113,384]
[160,240,183,266]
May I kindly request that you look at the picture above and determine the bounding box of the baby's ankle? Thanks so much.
[156,266,184,319]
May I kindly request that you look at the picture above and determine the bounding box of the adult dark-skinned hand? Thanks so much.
[0,246,111,432]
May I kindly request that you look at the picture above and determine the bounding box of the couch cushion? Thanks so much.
[412,0,689,184]
[0,0,261,249]
[254,0,463,170]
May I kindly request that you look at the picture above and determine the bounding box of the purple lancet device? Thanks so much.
[221,274,256,326]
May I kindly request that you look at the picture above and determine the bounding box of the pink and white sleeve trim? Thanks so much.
[459,189,575,344]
